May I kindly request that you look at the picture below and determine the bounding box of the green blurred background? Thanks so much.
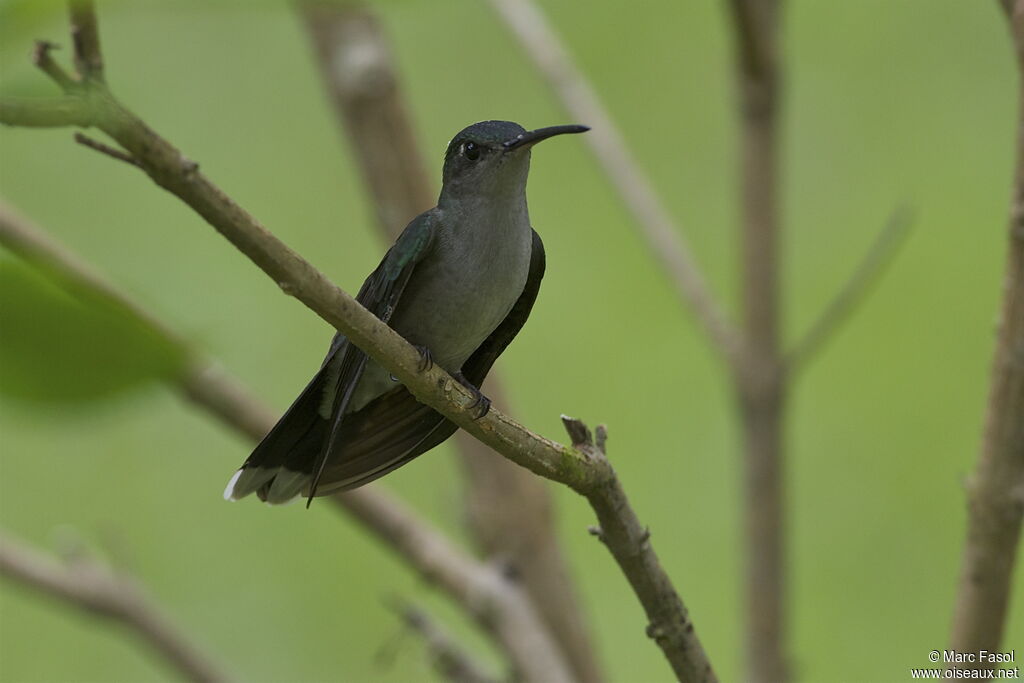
[1,0,1021,680]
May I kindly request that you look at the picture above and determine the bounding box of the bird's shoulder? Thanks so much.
[382,209,440,279]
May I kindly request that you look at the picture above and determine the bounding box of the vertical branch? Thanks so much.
[298,4,603,681]
[948,0,1024,669]
[727,1,787,682]
[485,0,741,364]
[68,0,104,82]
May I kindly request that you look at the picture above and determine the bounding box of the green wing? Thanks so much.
[229,211,437,504]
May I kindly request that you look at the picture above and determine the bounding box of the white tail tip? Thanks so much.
[223,469,244,501]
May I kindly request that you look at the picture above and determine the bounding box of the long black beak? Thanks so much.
[503,124,589,151]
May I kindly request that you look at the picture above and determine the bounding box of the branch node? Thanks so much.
[587,525,606,543]
[645,623,666,642]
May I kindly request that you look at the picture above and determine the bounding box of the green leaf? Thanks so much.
[0,255,188,405]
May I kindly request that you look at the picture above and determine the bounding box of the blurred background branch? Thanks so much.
[0,530,233,683]
[948,0,1024,672]
[484,0,740,364]
[785,207,914,373]
[390,600,498,683]
[297,3,602,680]
[726,1,786,679]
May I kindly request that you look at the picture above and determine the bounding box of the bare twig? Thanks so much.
[69,0,104,82]
[0,531,232,683]
[786,207,913,372]
[391,601,497,683]
[948,1,1024,671]
[484,0,740,365]
[0,5,717,678]
[0,200,572,683]
[726,1,787,681]
[74,131,140,167]
[298,4,602,680]
[32,41,77,91]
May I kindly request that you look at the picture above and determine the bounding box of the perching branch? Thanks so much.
[948,0,1024,670]
[298,4,602,680]
[0,199,571,683]
[785,207,913,373]
[484,0,740,365]
[391,601,497,683]
[0,7,717,678]
[0,531,232,683]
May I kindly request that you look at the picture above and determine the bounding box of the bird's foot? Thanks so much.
[453,371,491,420]
[413,345,434,372]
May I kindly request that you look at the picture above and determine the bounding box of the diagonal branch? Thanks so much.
[948,0,1024,671]
[74,131,140,166]
[0,531,232,683]
[484,0,740,366]
[0,6,717,678]
[786,207,913,372]
[0,199,571,683]
[297,4,603,680]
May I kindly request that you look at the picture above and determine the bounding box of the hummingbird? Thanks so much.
[224,120,588,505]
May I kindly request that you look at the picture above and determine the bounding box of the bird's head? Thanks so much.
[440,120,588,202]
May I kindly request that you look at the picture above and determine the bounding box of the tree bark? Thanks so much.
[948,0,1024,669]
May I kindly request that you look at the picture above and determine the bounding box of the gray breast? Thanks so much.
[350,206,533,411]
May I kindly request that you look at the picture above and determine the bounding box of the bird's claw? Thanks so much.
[413,345,434,372]
[453,371,491,420]
[468,393,491,420]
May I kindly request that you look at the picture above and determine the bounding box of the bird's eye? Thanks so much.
[463,141,480,161]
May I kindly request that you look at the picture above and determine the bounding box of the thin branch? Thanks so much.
[32,40,77,91]
[947,1,1024,670]
[0,200,572,683]
[727,1,787,682]
[297,4,603,680]
[786,207,914,372]
[0,6,717,678]
[0,531,232,683]
[0,95,92,127]
[484,0,740,366]
[391,601,497,683]
[69,0,104,82]
[74,131,140,167]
